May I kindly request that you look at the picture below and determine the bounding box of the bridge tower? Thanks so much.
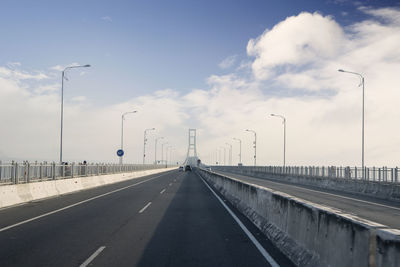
[185,129,199,166]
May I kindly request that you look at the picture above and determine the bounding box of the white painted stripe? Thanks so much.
[198,174,280,267]
[0,172,170,233]
[169,183,172,186]
[218,172,400,211]
[160,189,166,194]
[80,246,106,267]
[139,202,152,213]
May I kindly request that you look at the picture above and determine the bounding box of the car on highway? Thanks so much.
[185,165,192,171]
[178,166,184,172]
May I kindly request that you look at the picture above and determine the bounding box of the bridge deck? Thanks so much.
[0,170,292,267]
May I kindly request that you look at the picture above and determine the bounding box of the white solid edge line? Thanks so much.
[0,172,170,233]
[217,171,400,211]
[160,189,166,194]
[198,174,280,267]
[80,246,106,267]
[139,202,152,213]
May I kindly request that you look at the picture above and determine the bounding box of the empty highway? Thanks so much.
[0,170,292,267]
[213,169,400,229]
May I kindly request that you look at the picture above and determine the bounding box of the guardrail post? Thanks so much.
[395,167,398,183]
[52,162,56,180]
[71,163,74,178]
[13,162,18,184]
[26,162,30,183]
[40,163,43,181]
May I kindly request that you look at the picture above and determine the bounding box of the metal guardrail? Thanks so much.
[212,165,400,183]
[0,161,170,185]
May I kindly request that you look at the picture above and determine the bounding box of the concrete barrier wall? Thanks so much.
[197,168,400,267]
[214,166,400,202]
[0,167,176,209]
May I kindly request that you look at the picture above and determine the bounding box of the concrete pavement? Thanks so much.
[0,170,292,267]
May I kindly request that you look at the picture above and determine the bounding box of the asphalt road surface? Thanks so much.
[214,169,400,229]
[0,170,293,267]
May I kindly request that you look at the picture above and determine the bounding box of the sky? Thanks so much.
[1,0,400,167]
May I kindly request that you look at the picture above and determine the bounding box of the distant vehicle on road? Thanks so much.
[205,166,211,171]
[185,165,192,172]
[178,166,184,172]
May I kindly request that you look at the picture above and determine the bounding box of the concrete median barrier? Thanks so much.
[214,166,400,202]
[197,168,399,267]
[0,167,176,209]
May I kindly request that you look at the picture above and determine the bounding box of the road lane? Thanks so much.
[0,170,178,266]
[214,170,400,229]
[0,170,293,267]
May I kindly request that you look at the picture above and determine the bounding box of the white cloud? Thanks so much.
[218,55,237,69]
[1,7,400,168]
[50,63,83,72]
[247,12,345,80]
[101,16,112,22]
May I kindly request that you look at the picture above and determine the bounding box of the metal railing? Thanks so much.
[212,165,400,183]
[0,161,171,185]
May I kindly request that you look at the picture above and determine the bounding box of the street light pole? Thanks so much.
[233,138,242,165]
[225,143,232,165]
[166,146,172,167]
[271,114,286,168]
[143,128,156,164]
[60,64,91,163]
[154,137,164,164]
[339,69,365,179]
[120,110,137,164]
[161,142,168,166]
[220,146,226,165]
[245,129,257,166]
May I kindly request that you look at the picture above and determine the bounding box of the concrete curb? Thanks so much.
[197,168,400,267]
[0,168,176,209]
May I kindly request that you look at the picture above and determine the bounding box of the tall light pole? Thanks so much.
[339,69,365,179]
[161,142,168,165]
[220,146,226,165]
[225,143,232,165]
[271,114,286,168]
[120,110,137,164]
[233,138,242,165]
[154,137,164,164]
[166,146,172,167]
[59,64,91,163]
[143,128,156,164]
[245,129,257,166]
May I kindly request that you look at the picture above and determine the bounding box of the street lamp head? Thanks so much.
[83,64,91,68]
[338,69,344,72]
[270,113,275,116]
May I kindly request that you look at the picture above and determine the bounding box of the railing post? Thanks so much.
[395,167,398,183]
[26,162,30,183]
[71,163,74,178]
[52,162,56,180]
[13,162,18,184]
[40,163,43,181]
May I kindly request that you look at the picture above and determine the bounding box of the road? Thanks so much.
[0,170,292,267]
[213,169,400,229]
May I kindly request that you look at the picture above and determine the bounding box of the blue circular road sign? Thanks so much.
[117,149,124,157]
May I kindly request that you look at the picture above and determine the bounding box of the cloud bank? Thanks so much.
[1,7,400,167]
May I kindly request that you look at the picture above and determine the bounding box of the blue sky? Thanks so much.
[1,0,400,166]
[1,0,397,105]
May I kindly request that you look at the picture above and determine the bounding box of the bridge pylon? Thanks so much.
[184,129,200,167]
